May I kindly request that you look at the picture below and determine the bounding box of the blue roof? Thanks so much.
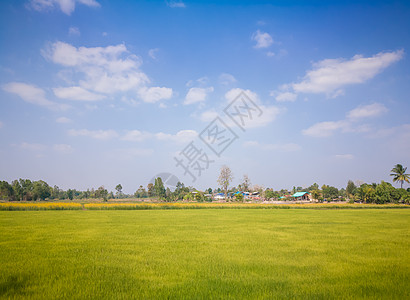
[292,192,310,197]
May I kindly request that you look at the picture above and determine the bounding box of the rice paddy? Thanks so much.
[0,209,409,299]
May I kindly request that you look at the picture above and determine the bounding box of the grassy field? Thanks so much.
[0,209,409,299]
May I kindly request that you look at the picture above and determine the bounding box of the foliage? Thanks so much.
[346,180,356,196]
[234,193,244,202]
[154,177,166,199]
[390,164,410,188]
[321,185,339,200]
[115,184,123,198]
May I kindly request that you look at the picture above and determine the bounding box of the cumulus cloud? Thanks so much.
[121,130,151,142]
[2,82,67,110]
[302,121,347,138]
[56,117,72,123]
[347,103,388,120]
[184,87,214,105]
[155,130,198,143]
[274,91,297,102]
[224,88,281,128]
[303,102,388,138]
[148,48,159,60]
[219,73,237,85]
[292,50,403,97]
[137,86,173,103]
[252,30,273,49]
[68,129,119,140]
[68,26,80,36]
[27,0,100,15]
[166,1,186,8]
[43,41,172,104]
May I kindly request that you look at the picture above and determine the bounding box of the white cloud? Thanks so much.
[244,140,301,152]
[274,91,297,102]
[155,130,198,143]
[138,86,173,103]
[27,0,100,15]
[43,41,148,92]
[2,82,67,110]
[19,142,47,151]
[335,154,354,160]
[199,110,219,122]
[148,48,159,60]
[302,121,347,138]
[167,1,186,8]
[68,129,118,140]
[53,144,73,154]
[225,88,259,104]
[302,103,387,138]
[43,41,172,105]
[68,26,80,36]
[252,30,273,49]
[267,51,275,57]
[292,50,404,97]
[224,88,281,128]
[347,103,388,120]
[219,73,237,85]
[184,87,214,105]
[121,130,151,142]
[53,86,105,101]
[56,117,72,123]
[246,105,281,129]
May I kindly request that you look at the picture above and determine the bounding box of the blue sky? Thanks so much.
[1,0,409,193]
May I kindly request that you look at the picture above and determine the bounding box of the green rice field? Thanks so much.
[0,209,409,299]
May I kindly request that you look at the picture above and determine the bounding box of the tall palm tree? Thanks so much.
[390,164,410,188]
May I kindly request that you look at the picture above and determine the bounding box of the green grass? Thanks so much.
[0,210,409,299]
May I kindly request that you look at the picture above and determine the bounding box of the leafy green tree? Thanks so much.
[12,180,23,201]
[308,183,319,191]
[115,184,123,198]
[19,179,33,201]
[154,177,166,200]
[356,184,376,203]
[134,185,147,198]
[96,186,108,201]
[32,180,51,201]
[311,189,321,201]
[0,181,14,200]
[147,183,154,197]
[67,189,74,200]
[265,189,278,200]
[390,164,410,188]
[322,185,339,200]
[235,192,244,202]
[346,180,356,196]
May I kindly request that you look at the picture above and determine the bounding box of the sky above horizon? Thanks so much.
[1,0,410,193]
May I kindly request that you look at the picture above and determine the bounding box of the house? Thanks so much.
[214,193,225,200]
[292,192,311,201]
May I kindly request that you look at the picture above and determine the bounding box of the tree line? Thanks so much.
[1,164,409,204]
